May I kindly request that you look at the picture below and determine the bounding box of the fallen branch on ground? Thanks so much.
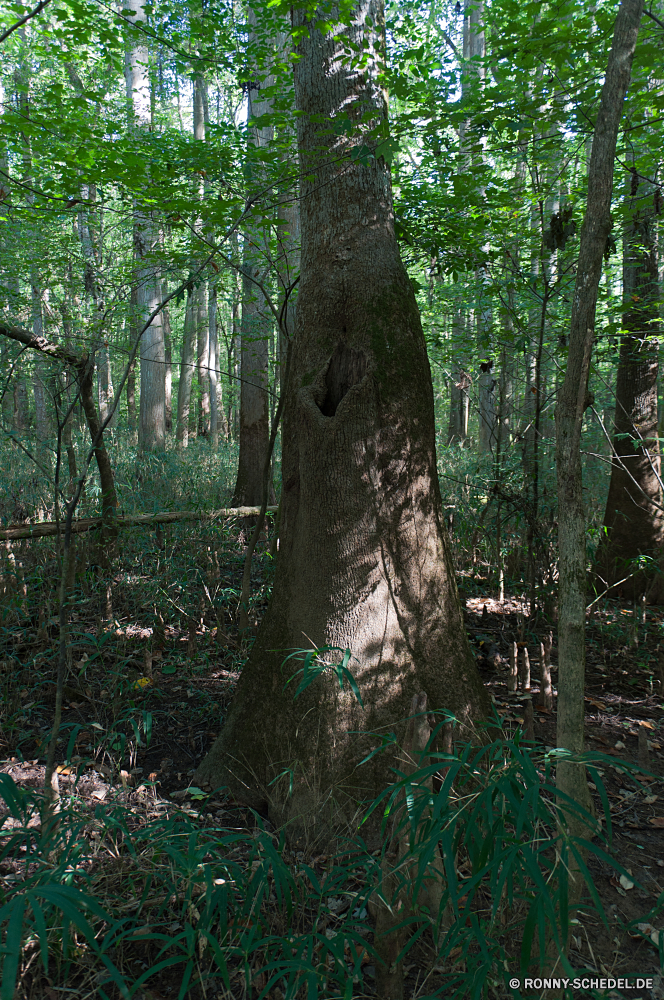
[0,506,279,541]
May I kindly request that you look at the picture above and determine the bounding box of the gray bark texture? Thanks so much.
[126,0,166,452]
[555,0,643,841]
[194,0,488,845]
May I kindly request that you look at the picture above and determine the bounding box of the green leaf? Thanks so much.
[1,897,25,1000]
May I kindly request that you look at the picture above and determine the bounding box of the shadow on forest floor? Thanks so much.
[0,518,663,999]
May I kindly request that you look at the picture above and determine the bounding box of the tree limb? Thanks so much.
[0,0,52,44]
[0,507,279,541]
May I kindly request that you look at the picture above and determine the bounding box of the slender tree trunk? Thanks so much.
[163,278,172,432]
[0,341,13,427]
[97,340,114,426]
[31,284,52,461]
[0,323,118,540]
[126,359,137,439]
[195,280,209,436]
[447,310,469,447]
[477,297,495,453]
[76,181,108,431]
[231,260,241,439]
[126,287,138,442]
[597,157,663,600]
[193,73,210,437]
[555,0,643,914]
[13,377,28,432]
[19,59,52,461]
[209,282,222,447]
[478,353,495,453]
[59,300,79,492]
[176,288,196,448]
[195,0,489,844]
[460,1,494,455]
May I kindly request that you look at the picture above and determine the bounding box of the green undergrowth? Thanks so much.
[1,735,661,1000]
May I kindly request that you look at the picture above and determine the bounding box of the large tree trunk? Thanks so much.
[232,257,272,504]
[232,20,274,506]
[274,27,300,392]
[125,0,166,452]
[596,159,663,601]
[195,0,489,844]
[555,0,643,923]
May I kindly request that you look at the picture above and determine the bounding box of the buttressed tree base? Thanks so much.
[194,0,489,844]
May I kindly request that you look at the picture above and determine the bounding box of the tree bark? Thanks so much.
[447,308,469,446]
[98,340,114,427]
[461,1,495,455]
[13,377,29,432]
[208,281,222,447]
[232,18,274,505]
[194,0,489,843]
[31,283,52,462]
[596,158,663,601]
[176,288,196,448]
[195,279,209,436]
[126,287,138,441]
[125,0,166,452]
[555,0,643,883]
[232,257,272,504]
[193,74,210,437]
[163,278,173,432]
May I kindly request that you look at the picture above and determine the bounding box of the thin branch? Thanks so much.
[0,0,52,43]
[644,7,664,30]
[586,569,646,609]
[440,30,460,60]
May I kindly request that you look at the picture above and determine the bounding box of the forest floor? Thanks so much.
[0,521,663,999]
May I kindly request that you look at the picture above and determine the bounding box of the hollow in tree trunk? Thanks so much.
[194,0,489,844]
